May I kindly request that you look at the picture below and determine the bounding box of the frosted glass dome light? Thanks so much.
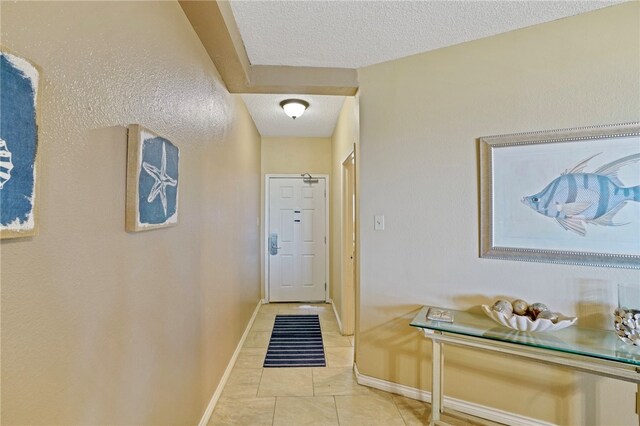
[280,99,309,119]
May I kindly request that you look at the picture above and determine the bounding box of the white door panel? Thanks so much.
[268,177,326,302]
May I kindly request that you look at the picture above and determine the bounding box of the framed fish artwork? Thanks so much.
[126,125,179,232]
[0,51,40,239]
[479,122,640,269]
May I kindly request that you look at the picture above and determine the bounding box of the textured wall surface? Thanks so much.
[357,3,640,424]
[0,2,261,424]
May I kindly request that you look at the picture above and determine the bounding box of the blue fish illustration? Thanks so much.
[522,153,640,236]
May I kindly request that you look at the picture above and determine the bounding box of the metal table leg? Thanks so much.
[431,338,443,425]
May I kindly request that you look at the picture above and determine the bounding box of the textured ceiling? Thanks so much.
[232,1,623,137]
[230,1,623,69]
[241,94,346,137]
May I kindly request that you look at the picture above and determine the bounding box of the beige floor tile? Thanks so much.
[347,335,354,346]
[322,331,352,347]
[281,303,331,311]
[273,396,339,425]
[392,395,502,426]
[392,394,431,425]
[234,347,267,369]
[275,302,306,309]
[325,347,354,367]
[320,320,341,333]
[208,397,275,425]
[258,367,314,397]
[319,314,338,323]
[284,311,324,317]
[219,368,263,399]
[320,312,338,320]
[317,312,337,322]
[277,309,308,316]
[335,394,405,425]
[258,303,282,313]
[440,410,504,426]
[251,318,275,332]
[313,367,374,396]
[277,305,331,315]
[244,331,272,348]
[255,312,277,323]
[211,301,496,426]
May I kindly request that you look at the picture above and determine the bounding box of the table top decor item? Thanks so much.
[615,283,640,346]
[482,300,576,332]
[426,307,454,323]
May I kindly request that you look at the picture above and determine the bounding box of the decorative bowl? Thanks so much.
[481,305,577,332]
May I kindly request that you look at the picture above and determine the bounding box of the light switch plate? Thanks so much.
[374,215,384,231]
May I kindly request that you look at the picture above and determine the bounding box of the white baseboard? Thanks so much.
[198,300,263,426]
[329,298,344,334]
[353,364,554,426]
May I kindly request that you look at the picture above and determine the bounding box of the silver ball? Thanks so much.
[512,299,529,316]
[537,311,559,323]
[491,299,513,316]
[528,302,550,319]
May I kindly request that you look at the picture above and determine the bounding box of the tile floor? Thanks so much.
[209,303,499,425]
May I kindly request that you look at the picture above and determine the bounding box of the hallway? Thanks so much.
[208,303,496,425]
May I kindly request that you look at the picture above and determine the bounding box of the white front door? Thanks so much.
[268,176,327,302]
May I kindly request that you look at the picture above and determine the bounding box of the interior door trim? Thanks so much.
[264,174,330,303]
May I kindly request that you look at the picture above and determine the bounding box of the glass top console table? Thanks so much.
[410,306,640,425]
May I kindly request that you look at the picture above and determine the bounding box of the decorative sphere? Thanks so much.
[614,307,640,346]
[512,299,529,316]
[528,302,550,319]
[491,299,513,316]
[537,310,559,323]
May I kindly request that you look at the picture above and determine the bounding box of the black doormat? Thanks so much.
[263,314,326,368]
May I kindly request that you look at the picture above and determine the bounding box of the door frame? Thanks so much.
[341,150,356,335]
[264,174,330,303]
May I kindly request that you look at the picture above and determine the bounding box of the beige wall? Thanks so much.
[261,136,332,176]
[330,97,359,332]
[357,3,640,424]
[0,2,261,424]
[260,136,332,298]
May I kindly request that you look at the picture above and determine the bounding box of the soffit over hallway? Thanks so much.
[181,0,626,138]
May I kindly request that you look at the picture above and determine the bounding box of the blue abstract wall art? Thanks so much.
[0,51,39,239]
[126,125,179,232]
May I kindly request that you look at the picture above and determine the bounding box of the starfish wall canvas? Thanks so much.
[126,125,179,232]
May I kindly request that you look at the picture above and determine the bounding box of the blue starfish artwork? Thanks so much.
[143,142,177,216]
[138,135,179,226]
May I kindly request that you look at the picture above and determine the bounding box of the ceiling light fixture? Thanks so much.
[280,99,309,119]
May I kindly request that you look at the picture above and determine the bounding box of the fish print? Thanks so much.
[522,152,640,236]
